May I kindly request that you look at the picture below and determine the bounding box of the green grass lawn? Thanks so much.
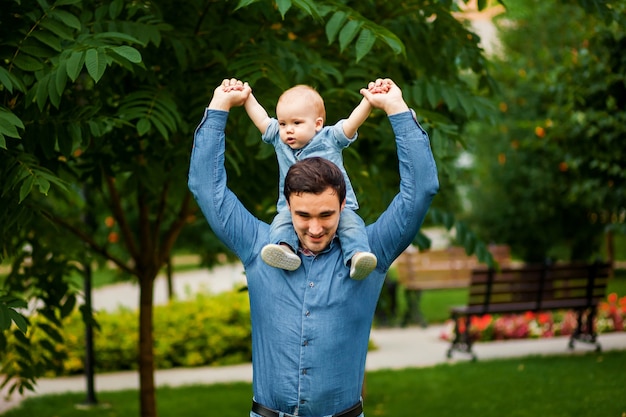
[4,351,625,417]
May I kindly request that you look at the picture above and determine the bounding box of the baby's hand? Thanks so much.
[360,78,408,115]
[210,78,251,110]
[221,78,248,92]
[368,78,392,94]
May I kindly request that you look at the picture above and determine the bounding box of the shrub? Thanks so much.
[5,290,252,376]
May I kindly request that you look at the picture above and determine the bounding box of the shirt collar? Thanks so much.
[298,235,339,256]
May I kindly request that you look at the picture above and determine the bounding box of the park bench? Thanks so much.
[446,261,612,360]
[393,245,511,325]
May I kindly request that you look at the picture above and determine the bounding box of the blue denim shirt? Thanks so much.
[263,118,359,211]
[188,109,438,417]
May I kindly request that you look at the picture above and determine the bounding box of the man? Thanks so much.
[188,78,439,417]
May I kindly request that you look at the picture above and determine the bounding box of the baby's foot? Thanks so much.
[350,252,377,280]
[261,244,301,271]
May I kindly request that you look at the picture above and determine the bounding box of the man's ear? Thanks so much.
[340,198,346,211]
[315,117,324,132]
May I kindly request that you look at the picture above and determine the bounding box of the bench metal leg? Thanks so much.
[568,307,602,352]
[447,314,477,360]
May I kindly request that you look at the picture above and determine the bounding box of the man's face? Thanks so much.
[288,187,345,254]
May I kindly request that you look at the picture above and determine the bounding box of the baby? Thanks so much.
[224,79,390,279]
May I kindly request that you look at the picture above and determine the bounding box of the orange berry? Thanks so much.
[534,126,545,138]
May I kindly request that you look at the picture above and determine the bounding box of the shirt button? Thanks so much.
[305,310,310,316]
[303,340,308,346]
[309,282,314,287]
[302,369,307,375]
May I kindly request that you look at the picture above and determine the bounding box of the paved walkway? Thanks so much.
[2,263,626,414]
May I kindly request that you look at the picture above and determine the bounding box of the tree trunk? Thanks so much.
[139,274,157,417]
[606,230,615,278]
[166,256,175,301]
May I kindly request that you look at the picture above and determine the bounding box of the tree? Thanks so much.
[464,0,626,262]
[2,1,504,416]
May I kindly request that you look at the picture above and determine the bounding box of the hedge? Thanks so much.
[5,290,252,377]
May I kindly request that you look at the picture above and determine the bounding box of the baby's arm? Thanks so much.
[342,97,372,139]
[244,91,272,135]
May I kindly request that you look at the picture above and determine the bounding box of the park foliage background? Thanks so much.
[1,1,625,417]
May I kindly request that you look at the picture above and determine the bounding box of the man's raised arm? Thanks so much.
[361,79,439,268]
[188,79,261,264]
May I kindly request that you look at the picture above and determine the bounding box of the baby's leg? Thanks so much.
[262,210,301,271]
[338,210,377,280]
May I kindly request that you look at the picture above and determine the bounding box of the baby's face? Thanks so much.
[276,98,323,149]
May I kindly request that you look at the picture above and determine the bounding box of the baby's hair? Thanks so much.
[278,85,326,123]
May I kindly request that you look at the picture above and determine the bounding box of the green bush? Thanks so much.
[6,290,252,376]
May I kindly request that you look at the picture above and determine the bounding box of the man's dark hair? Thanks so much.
[284,157,346,203]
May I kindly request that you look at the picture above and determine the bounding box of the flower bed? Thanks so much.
[440,293,626,342]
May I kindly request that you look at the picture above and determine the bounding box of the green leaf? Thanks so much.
[55,61,68,93]
[37,0,51,11]
[109,45,142,63]
[35,73,51,111]
[19,176,35,203]
[38,323,63,343]
[47,71,61,108]
[49,9,81,30]
[235,0,258,10]
[458,93,474,117]
[426,82,438,108]
[109,0,124,19]
[0,307,9,330]
[440,86,458,111]
[456,221,468,245]
[411,83,424,107]
[60,295,76,318]
[293,0,319,18]
[326,11,347,44]
[36,177,51,195]
[32,30,62,52]
[67,121,81,145]
[12,55,44,71]
[137,118,150,136]
[412,231,432,250]
[276,0,292,18]
[0,109,25,138]
[85,48,107,82]
[355,29,375,62]
[8,310,29,333]
[380,33,405,56]
[338,20,361,52]
[66,50,85,81]
[40,18,75,41]
[150,117,169,139]
[93,32,143,45]
[463,232,476,254]
[0,67,14,93]
[55,0,82,5]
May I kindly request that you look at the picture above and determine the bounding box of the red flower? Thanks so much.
[538,312,551,325]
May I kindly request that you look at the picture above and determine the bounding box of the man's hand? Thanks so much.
[208,78,251,111]
[360,78,409,116]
